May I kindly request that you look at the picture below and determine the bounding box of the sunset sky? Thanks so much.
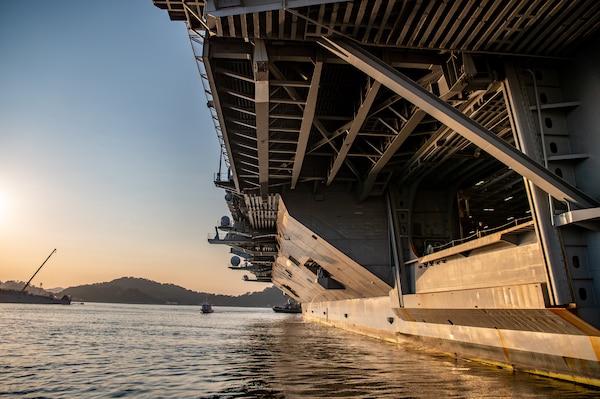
[0,1,269,295]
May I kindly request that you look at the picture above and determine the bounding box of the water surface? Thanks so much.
[1,303,598,398]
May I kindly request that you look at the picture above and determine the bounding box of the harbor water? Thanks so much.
[1,303,598,398]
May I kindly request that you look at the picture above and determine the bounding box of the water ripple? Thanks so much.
[1,303,598,398]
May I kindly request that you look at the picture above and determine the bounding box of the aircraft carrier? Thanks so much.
[153,0,600,386]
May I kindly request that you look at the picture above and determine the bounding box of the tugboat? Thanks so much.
[200,302,214,313]
[0,249,71,305]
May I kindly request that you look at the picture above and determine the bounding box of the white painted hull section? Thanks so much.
[303,296,600,387]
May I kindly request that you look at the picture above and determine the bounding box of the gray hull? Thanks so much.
[0,290,71,305]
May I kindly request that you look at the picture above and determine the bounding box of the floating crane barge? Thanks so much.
[154,0,600,386]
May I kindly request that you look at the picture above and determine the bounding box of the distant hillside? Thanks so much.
[60,277,287,307]
[0,281,57,296]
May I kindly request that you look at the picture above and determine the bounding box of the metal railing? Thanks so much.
[427,215,533,254]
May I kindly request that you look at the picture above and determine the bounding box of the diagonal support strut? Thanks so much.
[318,36,598,208]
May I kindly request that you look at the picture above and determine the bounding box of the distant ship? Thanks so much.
[0,249,71,305]
[0,290,71,305]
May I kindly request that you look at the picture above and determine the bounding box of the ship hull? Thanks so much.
[152,0,600,388]
[273,190,600,386]
[0,290,71,305]
[303,296,600,387]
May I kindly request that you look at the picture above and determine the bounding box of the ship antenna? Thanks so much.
[21,249,57,293]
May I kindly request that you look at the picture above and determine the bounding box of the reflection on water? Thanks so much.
[0,303,598,398]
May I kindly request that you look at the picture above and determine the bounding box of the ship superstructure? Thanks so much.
[154,0,600,385]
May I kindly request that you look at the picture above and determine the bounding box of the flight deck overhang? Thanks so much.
[205,0,343,18]
[201,37,599,226]
[154,0,600,283]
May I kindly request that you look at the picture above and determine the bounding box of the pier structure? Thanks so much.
[154,0,600,386]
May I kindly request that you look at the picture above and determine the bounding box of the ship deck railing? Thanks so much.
[207,232,252,245]
[425,216,533,257]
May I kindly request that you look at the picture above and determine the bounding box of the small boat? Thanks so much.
[200,303,214,313]
[272,300,302,314]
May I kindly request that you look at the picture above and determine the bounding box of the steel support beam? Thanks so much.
[503,62,570,306]
[292,55,323,188]
[254,39,270,200]
[318,37,599,208]
[327,79,381,185]
[359,109,426,201]
[203,40,241,193]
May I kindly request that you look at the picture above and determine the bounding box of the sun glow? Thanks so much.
[0,188,11,226]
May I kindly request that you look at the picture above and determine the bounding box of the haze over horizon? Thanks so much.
[0,274,262,296]
[0,1,269,295]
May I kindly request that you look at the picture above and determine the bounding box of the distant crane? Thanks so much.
[21,249,56,293]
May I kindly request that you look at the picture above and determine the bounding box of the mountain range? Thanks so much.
[1,277,287,307]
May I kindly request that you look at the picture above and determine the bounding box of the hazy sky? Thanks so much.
[0,1,269,295]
